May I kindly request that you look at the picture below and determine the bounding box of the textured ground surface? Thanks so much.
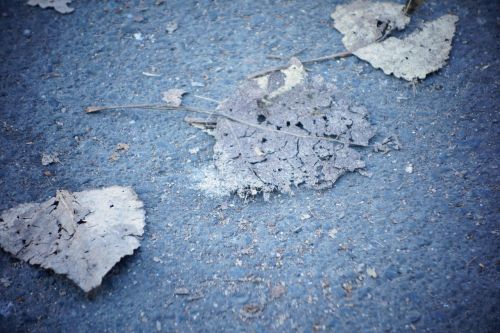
[0,0,499,332]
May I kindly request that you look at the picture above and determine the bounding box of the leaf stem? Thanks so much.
[247,50,352,79]
[85,104,367,147]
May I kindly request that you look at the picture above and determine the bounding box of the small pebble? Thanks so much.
[405,163,414,174]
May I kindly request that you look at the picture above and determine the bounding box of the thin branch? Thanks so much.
[266,47,307,61]
[403,0,425,15]
[85,104,367,147]
[193,94,221,104]
[248,18,401,80]
[247,50,352,79]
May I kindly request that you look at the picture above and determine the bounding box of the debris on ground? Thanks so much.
[133,32,144,41]
[162,89,186,107]
[166,21,178,34]
[354,15,458,81]
[174,287,190,295]
[0,186,145,292]
[331,0,458,80]
[328,228,339,239]
[270,284,286,299]
[367,267,378,278]
[0,277,11,288]
[27,0,74,14]
[194,59,376,199]
[109,143,130,161]
[240,303,264,319]
[41,152,60,166]
[331,0,410,51]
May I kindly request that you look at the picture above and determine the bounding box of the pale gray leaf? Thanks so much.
[331,0,410,50]
[162,88,186,107]
[166,21,178,34]
[0,186,145,292]
[193,60,376,198]
[354,14,458,81]
[27,0,74,14]
[41,152,60,166]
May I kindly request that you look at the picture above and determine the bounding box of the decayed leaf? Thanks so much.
[193,59,375,198]
[366,267,378,278]
[270,284,286,299]
[162,89,186,107]
[331,0,410,50]
[27,0,74,14]
[354,15,458,81]
[166,21,178,34]
[0,186,145,292]
[41,152,60,166]
[331,0,458,81]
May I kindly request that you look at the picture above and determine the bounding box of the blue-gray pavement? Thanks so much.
[0,0,498,332]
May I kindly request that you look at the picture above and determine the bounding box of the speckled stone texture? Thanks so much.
[0,0,498,332]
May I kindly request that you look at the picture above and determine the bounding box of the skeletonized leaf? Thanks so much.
[354,14,458,81]
[331,0,410,50]
[193,59,375,198]
[27,0,74,14]
[162,89,186,107]
[0,186,145,292]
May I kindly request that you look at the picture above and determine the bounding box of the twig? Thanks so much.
[85,104,367,147]
[193,94,221,104]
[266,47,307,61]
[465,256,477,268]
[403,0,425,15]
[248,50,352,79]
[248,17,404,81]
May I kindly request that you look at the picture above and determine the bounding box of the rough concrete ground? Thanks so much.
[0,0,499,332]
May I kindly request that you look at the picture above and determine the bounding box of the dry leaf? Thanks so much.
[162,89,186,107]
[271,284,286,299]
[342,282,353,293]
[366,267,378,278]
[0,186,145,292]
[109,143,130,161]
[354,14,458,81]
[332,1,458,81]
[193,59,375,198]
[27,0,74,14]
[41,152,60,166]
[116,143,130,151]
[331,0,410,50]
[240,304,264,319]
[328,228,339,239]
[0,277,11,288]
[166,21,178,34]
[174,287,190,295]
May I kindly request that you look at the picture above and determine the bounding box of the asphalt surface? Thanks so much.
[0,0,499,332]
